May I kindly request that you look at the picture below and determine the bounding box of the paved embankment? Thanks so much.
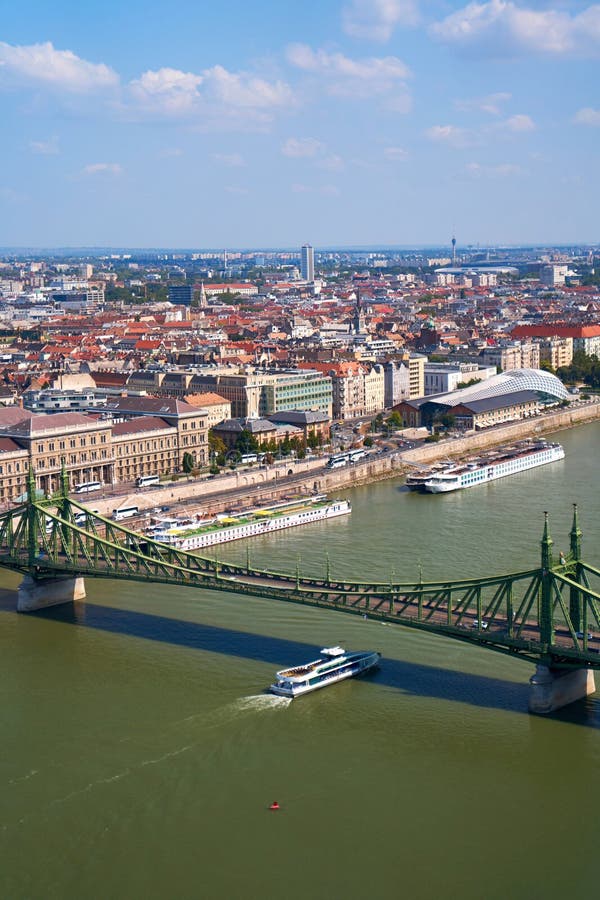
[84,399,600,518]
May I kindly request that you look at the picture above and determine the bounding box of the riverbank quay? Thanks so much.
[82,399,600,519]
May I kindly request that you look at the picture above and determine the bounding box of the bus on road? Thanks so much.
[74,481,103,494]
[135,475,160,488]
[112,505,139,521]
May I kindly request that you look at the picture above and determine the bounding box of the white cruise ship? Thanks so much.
[145,495,350,550]
[269,647,381,698]
[423,440,564,494]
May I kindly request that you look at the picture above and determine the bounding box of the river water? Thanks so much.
[2,424,600,899]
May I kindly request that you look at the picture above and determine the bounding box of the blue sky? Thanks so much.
[1,0,599,248]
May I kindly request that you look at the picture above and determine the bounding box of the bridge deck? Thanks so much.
[2,492,600,669]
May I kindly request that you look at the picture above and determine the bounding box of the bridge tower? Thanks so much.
[539,511,554,647]
[569,503,582,634]
[529,511,595,714]
[17,465,86,613]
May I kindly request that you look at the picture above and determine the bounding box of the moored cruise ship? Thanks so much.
[145,495,351,550]
[269,647,381,698]
[423,440,564,493]
[405,461,452,491]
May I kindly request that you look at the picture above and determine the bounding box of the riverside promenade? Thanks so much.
[87,398,600,518]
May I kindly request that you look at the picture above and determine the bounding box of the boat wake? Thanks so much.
[235,694,292,712]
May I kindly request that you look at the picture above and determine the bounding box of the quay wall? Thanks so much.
[399,399,600,467]
[84,400,600,518]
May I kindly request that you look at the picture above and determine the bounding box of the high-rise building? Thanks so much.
[168,284,194,305]
[301,244,314,282]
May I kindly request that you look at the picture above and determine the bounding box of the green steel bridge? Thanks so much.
[4,467,600,697]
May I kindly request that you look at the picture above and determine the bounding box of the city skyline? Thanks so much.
[2,0,600,247]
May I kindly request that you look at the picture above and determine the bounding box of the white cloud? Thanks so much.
[82,163,122,176]
[342,0,419,41]
[213,152,246,167]
[502,113,535,132]
[0,40,118,92]
[286,43,410,99]
[574,107,600,125]
[425,114,534,150]
[129,68,202,114]
[203,65,292,109]
[224,185,249,195]
[466,161,523,177]
[29,136,59,155]
[455,92,511,115]
[425,124,472,147]
[384,146,409,161]
[0,39,293,133]
[430,0,600,57]
[282,137,324,158]
[126,64,291,126]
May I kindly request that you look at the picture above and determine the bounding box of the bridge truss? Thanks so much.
[3,467,600,671]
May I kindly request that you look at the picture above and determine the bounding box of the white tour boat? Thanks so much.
[145,495,350,551]
[269,646,381,698]
[423,439,564,494]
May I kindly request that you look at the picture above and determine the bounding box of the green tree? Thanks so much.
[386,411,403,430]
[182,452,195,473]
[370,413,385,433]
[235,429,260,455]
[456,377,482,390]
[208,431,227,456]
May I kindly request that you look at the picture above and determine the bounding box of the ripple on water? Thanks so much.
[233,693,292,712]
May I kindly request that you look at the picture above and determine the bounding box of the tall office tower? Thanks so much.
[168,284,194,305]
[301,244,314,282]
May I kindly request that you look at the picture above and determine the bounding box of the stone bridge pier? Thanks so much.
[528,665,596,714]
[17,575,86,613]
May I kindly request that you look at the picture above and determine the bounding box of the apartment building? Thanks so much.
[512,325,600,358]
[481,342,540,372]
[383,355,425,407]
[23,388,107,414]
[363,364,385,416]
[537,336,574,370]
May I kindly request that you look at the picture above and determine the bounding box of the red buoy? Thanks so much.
[269,801,280,811]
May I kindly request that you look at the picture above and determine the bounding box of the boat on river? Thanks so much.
[144,494,350,550]
[269,646,380,698]
[405,461,452,491]
[423,439,564,494]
